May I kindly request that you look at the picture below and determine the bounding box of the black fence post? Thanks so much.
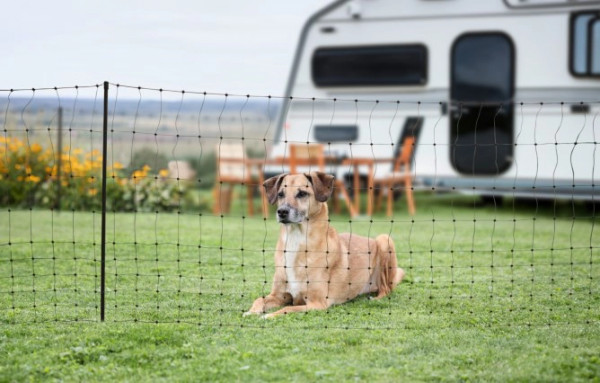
[100,81,108,322]
[55,107,63,210]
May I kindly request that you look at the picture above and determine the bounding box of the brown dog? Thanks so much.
[244,171,404,318]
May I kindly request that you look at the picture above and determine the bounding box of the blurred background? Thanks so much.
[1,0,330,94]
[1,0,599,215]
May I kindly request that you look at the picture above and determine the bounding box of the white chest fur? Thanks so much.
[282,228,305,299]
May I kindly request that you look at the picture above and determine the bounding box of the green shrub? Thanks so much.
[0,137,206,212]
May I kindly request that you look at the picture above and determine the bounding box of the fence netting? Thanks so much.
[0,82,597,329]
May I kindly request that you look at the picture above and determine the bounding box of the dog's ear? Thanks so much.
[304,171,335,202]
[263,174,287,205]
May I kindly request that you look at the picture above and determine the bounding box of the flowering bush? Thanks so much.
[0,136,196,212]
[0,137,50,206]
[110,165,187,212]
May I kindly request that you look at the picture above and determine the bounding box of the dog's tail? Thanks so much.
[374,234,405,299]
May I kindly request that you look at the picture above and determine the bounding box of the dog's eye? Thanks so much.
[277,191,285,198]
[296,190,308,198]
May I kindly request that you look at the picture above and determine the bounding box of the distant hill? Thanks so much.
[0,97,282,119]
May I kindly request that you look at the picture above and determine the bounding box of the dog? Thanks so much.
[244,171,404,318]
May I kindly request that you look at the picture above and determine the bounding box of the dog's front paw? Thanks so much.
[261,313,276,320]
[243,311,260,317]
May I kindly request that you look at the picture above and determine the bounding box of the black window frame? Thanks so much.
[311,44,428,87]
[569,10,600,78]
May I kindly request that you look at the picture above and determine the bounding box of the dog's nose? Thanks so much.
[277,208,289,219]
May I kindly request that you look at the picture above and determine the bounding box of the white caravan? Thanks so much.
[268,0,600,201]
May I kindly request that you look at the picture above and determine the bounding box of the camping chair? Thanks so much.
[289,144,326,174]
[288,143,357,217]
[212,143,258,216]
[374,137,416,216]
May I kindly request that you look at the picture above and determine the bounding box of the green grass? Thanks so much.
[1,193,599,381]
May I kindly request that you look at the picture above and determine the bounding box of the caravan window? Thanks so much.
[312,44,427,87]
[591,19,600,74]
[314,125,358,142]
[570,11,600,77]
[506,0,600,8]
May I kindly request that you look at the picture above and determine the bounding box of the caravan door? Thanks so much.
[450,32,515,176]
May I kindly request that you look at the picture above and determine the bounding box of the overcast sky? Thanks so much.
[2,0,331,96]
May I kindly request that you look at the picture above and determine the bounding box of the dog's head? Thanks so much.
[263,172,335,224]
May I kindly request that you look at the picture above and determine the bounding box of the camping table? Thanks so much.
[247,156,381,217]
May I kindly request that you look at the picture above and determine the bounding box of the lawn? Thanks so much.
[1,193,599,381]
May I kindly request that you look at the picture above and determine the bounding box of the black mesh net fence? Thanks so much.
[0,82,598,329]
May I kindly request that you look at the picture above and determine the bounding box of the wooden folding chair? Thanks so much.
[288,143,357,217]
[289,144,326,173]
[212,143,257,215]
[374,137,416,216]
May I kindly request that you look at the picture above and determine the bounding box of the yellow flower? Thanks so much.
[142,164,151,172]
[112,161,124,170]
[31,143,42,153]
[27,175,41,183]
[132,169,146,181]
[88,188,98,196]
[85,149,102,159]
[8,139,22,151]
[159,169,169,178]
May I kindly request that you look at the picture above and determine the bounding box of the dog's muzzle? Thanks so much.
[276,204,303,224]
[277,207,290,223]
